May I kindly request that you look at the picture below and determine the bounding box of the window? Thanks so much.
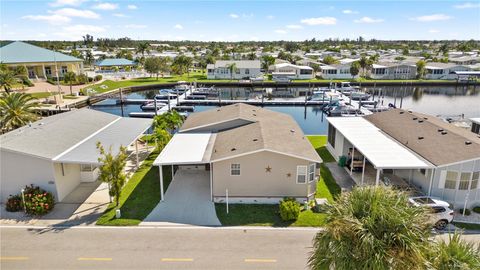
[45,67,52,76]
[297,166,307,184]
[245,69,250,75]
[444,171,458,189]
[230,164,240,176]
[61,66,68,74]
[431,206,446,213]
[80,164,96,172]
[459,172,472,190]
[308,164,316,182]
[327,123,336,147]
[471,172,479,190]
[300,69,312,75]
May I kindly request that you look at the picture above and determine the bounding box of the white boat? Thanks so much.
[344,91,371,100]
[310,90,341,103]
[140,101,167,111]
[335,82,360,93]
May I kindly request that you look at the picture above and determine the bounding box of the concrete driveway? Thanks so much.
[142,169,221,226]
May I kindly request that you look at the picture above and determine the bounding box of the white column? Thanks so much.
[428,169,435,196]
[361,156,366,185]
[159,166,164,201]
[135,139,139,168]
[350,147,355,175]
[210,163,213,202]
[42,64,47,79]
[375,168,381,186]
[171,165,174,181]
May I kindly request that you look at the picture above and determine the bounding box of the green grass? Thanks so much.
[453,222,480,231]
[307,135,335,163]
[30,92,54,99]
[62,94,79,99]
[96,150,172,226]
[292,78,457,83]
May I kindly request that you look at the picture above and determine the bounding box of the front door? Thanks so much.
[28,67,35,78]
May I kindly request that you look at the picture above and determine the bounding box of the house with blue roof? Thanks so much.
[94,58,136,71]
[0,41,84,80]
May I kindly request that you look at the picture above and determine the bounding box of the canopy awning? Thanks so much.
[53,117,152,165]
[153,133,214,166]
[327,117,433,169]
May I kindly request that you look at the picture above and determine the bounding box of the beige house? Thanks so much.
[154,104,322,203]
[0,41,84,80]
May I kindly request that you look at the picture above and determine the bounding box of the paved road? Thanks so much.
[0,226,318,270]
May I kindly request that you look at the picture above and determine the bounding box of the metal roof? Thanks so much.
[153,133,214,165]
[54,117,152,164]
[0,41,82,64]
[327,117,433,169]
[95,58,137,67]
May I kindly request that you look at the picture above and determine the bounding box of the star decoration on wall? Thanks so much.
[286,173,292,177]
[265,166,272,173]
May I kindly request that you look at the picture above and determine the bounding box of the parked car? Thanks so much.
[408,196,454,230]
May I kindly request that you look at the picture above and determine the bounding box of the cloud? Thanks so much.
[92,3,118,10]
[300,17,337,25]
[354,17,384,23]
[410,14,452,22]
[51,8,100,19]
[453,2,480,9]
[49,0,86,7]
[286,24,303,29]
[274,29,287,34]
[22,14,71,25]
[125,24,147,29]
[174,24,183,30]
[113,13,129,18]
[229,13,239,19]
[342,9,358,14]
[428,29,440,33]
[127,4,138,10]
[266,15,275,19]
[54,24,106,40]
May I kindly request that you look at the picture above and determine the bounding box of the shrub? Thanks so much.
[473,206,480,214]
[279,198,300,221]
[77,74,88,84]
[458,208,471,216]
[22,185,55,215]
[94,74,103,81]
[5,194,23,212]
[21,77,34,87]
[88,77,94,82]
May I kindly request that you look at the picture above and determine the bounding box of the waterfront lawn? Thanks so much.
[96,149,172,226]
[306,135,335,162]
[453,222,480,231]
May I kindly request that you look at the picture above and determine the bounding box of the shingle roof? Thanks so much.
[0,41,82,64]
[365,109,480,166]
[95,58,136,67]
[181,104,322,163]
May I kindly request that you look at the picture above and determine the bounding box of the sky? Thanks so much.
[0,0,479,41]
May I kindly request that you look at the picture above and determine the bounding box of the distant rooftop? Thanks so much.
[0,41,82,64]
[213,60,261,69]
[95,58,136,67]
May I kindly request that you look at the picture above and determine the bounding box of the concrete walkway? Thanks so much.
[141,169,221,226]
[325,162,356,192]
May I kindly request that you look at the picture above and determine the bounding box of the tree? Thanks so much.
[247,52,256,60]
[416,60,426,79]
[82,34,94,47]
[308,186,432,270]
[350,61,360,78]
[402,47,409,55]
[63,71,77,96]
[428,232,480,270]
[96,142,128,207]
[136,42,150,63]
[85,51,95,66]
[144,57,161,79]
[0,70,17,93]
[153,128,172,150]
[0,92,39,132]
[172,55,193,77]
[153,110,184,132]
[227,62,237,80]
[261,55,275,71]
[358,56,373,77]
[322,55,337,65]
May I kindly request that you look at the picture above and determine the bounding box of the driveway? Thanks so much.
[142,169,221,226]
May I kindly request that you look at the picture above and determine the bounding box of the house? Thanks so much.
[94,58,137,71]
[0,109,151,203]
[0,41,84,80]
[471,118,480,135]
[270,63,314,80]
[370,62,417,79]
[424,62,471,80]
[320,63,354,79]
[207,60,261,79]
[326,109,480,208]
[154,104,322,204]
[449,56,480,65]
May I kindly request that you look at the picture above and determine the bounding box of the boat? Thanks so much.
[345,91,371,101]
[140,101,167,111]
[335,82,360,93]
[326,105,363,117]
[155,90,177,100]
[309,90,341,103]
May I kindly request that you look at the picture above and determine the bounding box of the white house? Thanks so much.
[326,109,480,209]
[0,109,151,203]
[207,60,261,79]
[270,63,314,80]
[424,62,471,80]
[370,62,417,80]
[320,63,354,79]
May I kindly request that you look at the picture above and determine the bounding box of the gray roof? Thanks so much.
[95,58,136,67]
[214,60,261,69]
[54,117,152,164]
[0,41,82,64]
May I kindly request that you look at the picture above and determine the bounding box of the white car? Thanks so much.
[408,196,454,230]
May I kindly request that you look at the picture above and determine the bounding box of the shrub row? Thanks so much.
[5,185,55,216]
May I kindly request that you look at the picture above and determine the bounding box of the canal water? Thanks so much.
[91,85,480,135]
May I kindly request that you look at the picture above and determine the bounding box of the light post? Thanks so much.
[20,188,26,213]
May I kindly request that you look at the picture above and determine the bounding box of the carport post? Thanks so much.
[361,156,366,186]
[171,165,174,181]
[135,139,139,168]
[350,147,355,175]
[159,165,164,201]
[375,168,381,186]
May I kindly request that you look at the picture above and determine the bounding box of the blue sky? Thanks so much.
[1,0,479,41]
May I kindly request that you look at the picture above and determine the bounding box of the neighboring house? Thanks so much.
[319,63,355,79]
[0,41,84,80]
[449,56,480,65]
[270,63,314,80]
[471,118,480,135]
[326,109,480,208]
[424,62,471,80]
[94,58,137,71]
[207,60,261,79]
[154,103,322,203]
[0,109,151,203]
[370,62,417,79]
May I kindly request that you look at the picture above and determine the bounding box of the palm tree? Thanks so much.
[308,186,432,270]
[0,92,39,132]
[416,60,426,79]
[0,70,17,93]
[428,232,480,270]
[136,42,150,64]
[227,63,237,81]
[153,110,184,132]
[63,71,77,96]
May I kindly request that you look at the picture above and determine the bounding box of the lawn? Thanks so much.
[96,149,172,226]
[30,92,54,99]
[453,222,480,231]
[215,135,340,227]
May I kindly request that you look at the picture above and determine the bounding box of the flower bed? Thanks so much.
[21,185,55,215]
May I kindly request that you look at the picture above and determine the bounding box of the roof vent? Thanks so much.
[437,128,444,132]
[423,117,428,120]
[290,129,295,133]
[418,120,424,123]
[465,141,472,145]
[408,110,413,113]
[441,131,448,135]
[418,136,424,140]
[253,139,258,142]
[217,109,221,112]
[252,114,257,116]
[413,117,418,120]
[399,111,405,114]
[231,148,236,151]
[252,109,256,112]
